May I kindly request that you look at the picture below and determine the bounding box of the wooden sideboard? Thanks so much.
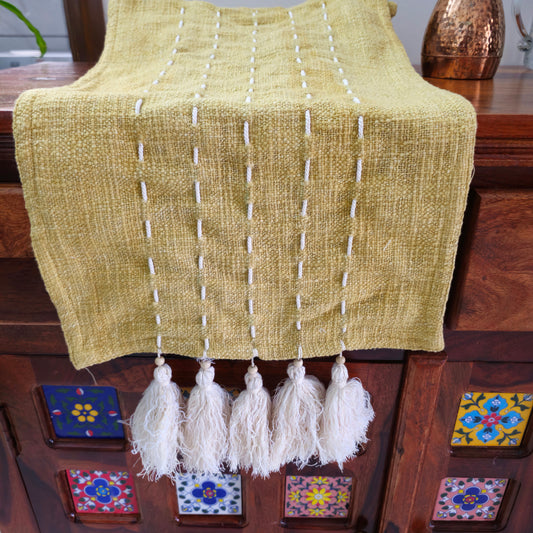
[0,63,532,533]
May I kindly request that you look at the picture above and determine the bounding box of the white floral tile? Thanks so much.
[176,473,242,515]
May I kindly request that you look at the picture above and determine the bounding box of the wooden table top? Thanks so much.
[1,62,532,174]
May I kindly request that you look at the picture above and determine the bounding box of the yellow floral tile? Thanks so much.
[452,392,532,446]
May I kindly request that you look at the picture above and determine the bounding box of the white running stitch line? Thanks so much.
[134,6,186,356]
[322,1,366,351]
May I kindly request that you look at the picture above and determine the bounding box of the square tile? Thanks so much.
[284,476,352,518]
[452,392,532,447]
[432,478,508,521]
[42,385,124,439]
[176,473,242,515]
[66,470,139,515]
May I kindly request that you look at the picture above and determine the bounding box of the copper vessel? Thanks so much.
[422,0,505,79]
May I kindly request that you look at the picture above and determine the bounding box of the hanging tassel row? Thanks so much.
[129,355,374,479]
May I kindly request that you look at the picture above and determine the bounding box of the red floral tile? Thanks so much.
[432,477,508,521]
[66,470,139,515]
[284,476,352,518]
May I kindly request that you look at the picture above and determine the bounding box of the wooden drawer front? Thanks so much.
[448,189,533,331]
[0,185,32,258]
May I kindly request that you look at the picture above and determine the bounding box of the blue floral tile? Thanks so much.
[176,473,242,515]
[452,392,532,447]
[42,385,123,438]
[432,477,508,521]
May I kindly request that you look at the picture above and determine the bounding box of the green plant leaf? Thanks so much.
[0,1,47,56]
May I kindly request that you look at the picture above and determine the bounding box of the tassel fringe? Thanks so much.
[181,360,232,474]
[228,364,272,477]
[319,355,375,468]
[129,358,184,480]
[270,359,325,470]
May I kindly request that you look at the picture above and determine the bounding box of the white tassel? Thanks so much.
[271,359,325,470]
[319,355,375,468]
[181,360,231,474]
[129,357,184,480]
[228,364,272,477]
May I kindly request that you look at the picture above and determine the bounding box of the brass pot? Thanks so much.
[422,0,505,79]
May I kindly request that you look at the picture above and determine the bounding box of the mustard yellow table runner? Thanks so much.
[14,0,476,369]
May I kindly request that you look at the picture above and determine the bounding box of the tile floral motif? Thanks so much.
[452,392,532,446]
[66,470,139,514]
[176,473,242,515]
[284,476,352,518]
[432,478,508,521]
[42,385,124,439]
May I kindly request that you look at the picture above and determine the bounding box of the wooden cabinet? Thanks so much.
[0,64,532,533]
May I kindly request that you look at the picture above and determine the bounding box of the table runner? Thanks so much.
[14,0,476,370]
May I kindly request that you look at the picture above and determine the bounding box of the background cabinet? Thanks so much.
[0,64,532,532]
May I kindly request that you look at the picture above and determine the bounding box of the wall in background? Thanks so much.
[0,0,528,66]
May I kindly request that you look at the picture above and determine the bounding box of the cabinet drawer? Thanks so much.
[0,185,31,258]
[448,189,533,331]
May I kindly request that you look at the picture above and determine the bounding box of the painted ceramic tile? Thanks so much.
[284,476,352,518]
[67,470,139,514]
[451,392,532,446]
[176,473,242,515]
[432,477,508,521]
[42,385,124,438]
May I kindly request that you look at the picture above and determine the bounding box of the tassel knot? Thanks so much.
[154,363,172,385]
[195,360,215,386]
[244,365,263,393]
[331,355,348,386]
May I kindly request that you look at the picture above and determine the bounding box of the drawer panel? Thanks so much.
[448,189,533,331]
[0,185,31,258]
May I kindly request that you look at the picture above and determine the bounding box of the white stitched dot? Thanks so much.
[160,70,166,76]
[197,219,202,239]
[215,34,219,39]
[157,335,162,348]
[347,235,354,256]
[195,180,201,203]
[329,35,333,42]
[327,25,332,31]
[304,159,310,182]
[306,94,312,99]
[324,12,328,20]
[248,299,254,315]
[213,43,218,49]
[288,10,293,18]
[305,109,311,135]
[246,166,252,183]
[202,314,207,327]
[201,286,206,300]
[301,69,306,76]
[180,7,184,14]
[296,320,301,331]
[193,147,199,165]
[300,232,306,250]
[247,236,253,254]
[249,77,255,84]
[250,325,256,339]
[245,96,251,103]
[248,268,253,285]
[156,314,161,325]
[252,29,257,35]
[301,199,308,217]
[250,57,255,63]
[338,67,344,74]
[172,48,178,55]
[350,199,357,218]
[342,271,348,287]
[353,96,361,104]
[210,54,215,60]
[138,142,144,161]
[216,21,220,29]
[194,93,201,99]
[145,220,152,238]
[298,261,303,279]
[342,326,347,333]
[152,79,159,85]
[244,121,250,145]
[135,99,143,115]
[340,339,346,351]
[216,10,220,16]
[330,46,335,52]
[192,106,198,125]
[140,181,148,203]
[296,294,301,309]
[179,19,183,28]
[302,81,307,88]
[247,202,253,220]
[153,289,159,303]
[201,83,206,89]
[294,34,298,40]
[358,116,364,138]
[333,56,338,62]
[148,257,155,275]
[204,338,210,350]
[202,73,208,79]
[167,60,174,66]
[341,300,346,315]
[356,159,362,182]
[206,63,211,69]
[298,345,303,359]
[342,79,349,86]
[296,57,302,63]
[198,255,204,270]
[175,35,181,43]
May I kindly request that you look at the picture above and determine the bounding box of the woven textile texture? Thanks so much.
[14,0,476,369]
